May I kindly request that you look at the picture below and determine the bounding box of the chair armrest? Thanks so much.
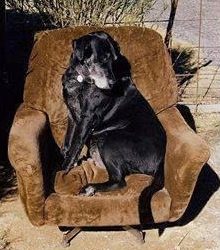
[158,107,210,222]
[8,104,48,226]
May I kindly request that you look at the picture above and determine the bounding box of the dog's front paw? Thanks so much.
[79,185,96,196]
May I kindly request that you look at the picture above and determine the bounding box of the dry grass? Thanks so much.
[195,112,220,134]
[0,229,11,250]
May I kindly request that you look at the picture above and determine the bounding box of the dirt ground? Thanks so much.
[0,112,219,250]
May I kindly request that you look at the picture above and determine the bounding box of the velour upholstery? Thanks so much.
[8,26,210,227]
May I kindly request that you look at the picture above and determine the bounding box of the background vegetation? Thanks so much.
[6,0,159,27]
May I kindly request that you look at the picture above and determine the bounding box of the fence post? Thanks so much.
[164,0,179,48]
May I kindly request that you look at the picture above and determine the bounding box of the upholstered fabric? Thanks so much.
[8,104,47,226]
[46,172,154,227]
[158,107,210,221]
[8,26,210,227]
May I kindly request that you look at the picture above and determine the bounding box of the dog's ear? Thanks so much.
[107,36,120,61]
[72,39,84,61]
[72,36,92,62]
[90,31,120,60]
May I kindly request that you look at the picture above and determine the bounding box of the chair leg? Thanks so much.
[122,225,145,244]
[61,227,81,248]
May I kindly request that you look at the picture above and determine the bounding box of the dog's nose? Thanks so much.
[85,77,95,85]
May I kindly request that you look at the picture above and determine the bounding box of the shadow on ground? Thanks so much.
[177,163,220,226]
[147,162,220,238]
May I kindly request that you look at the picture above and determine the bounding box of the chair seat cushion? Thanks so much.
[46,160,155,226]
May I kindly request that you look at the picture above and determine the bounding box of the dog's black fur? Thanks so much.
[62,31,166,196]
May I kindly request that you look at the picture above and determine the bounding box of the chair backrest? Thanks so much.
[23,26,178,146]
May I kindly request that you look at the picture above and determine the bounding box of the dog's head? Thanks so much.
[71,31,130,90]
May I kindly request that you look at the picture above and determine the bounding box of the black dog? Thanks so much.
[62,31,166,196]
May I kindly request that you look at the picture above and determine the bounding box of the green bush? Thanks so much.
[6,0,158,28]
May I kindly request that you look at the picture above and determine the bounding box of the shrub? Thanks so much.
[171,47,212,99]
[6,0,158,28]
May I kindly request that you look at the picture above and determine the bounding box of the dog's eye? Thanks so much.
[101,53,110,63]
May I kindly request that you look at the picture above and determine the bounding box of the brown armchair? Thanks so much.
[8,26,210,246]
